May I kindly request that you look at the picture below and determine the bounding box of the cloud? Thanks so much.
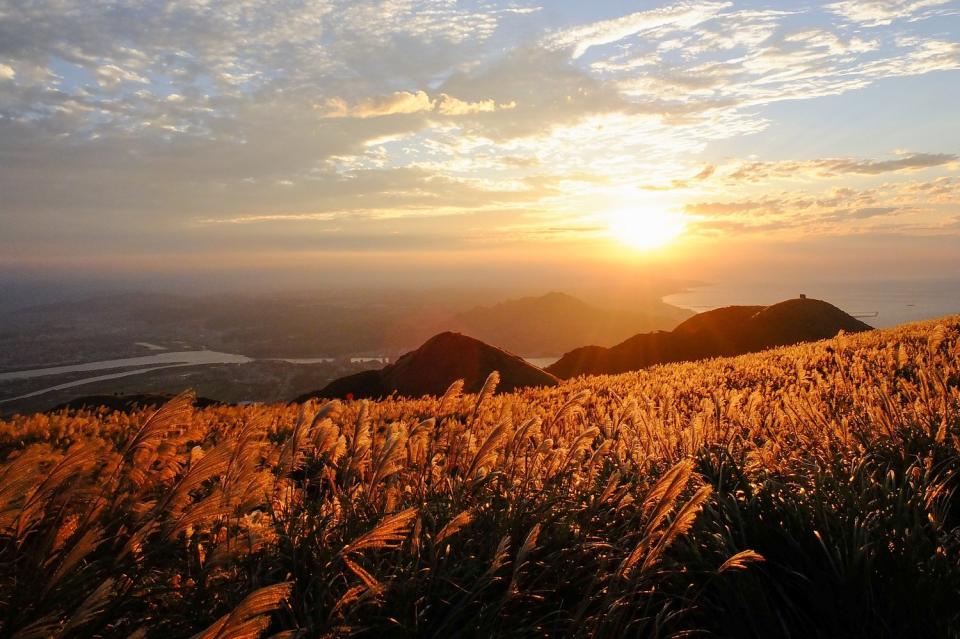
[641,164,716,191]
[547,2,731,58]
[693,165,715,180]
[94,64,148,90]
[437,46,636,140]
[684,178,960,238]
[822,206,900,221]
[826,0,953,26]
[321,91,435,118]
[319,91,514,119]
[727,153,958,182]
[636,151,955,194]
[436,94,506,115]
[0,0,958,267]
[613,17,959,121]
[827,153,958,174]
[197,212,341,225]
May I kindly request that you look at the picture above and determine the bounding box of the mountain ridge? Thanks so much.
[438,291,691,356]
[547,297,872,378]
[298,331,559,401]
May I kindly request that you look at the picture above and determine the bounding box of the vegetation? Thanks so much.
[1,317,959,637]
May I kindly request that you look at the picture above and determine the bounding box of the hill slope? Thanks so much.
[441,292,691,356]
[299,331,559,400]
[2,316,958,638]
[548,297,871,378]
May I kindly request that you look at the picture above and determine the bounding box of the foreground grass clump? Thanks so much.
[1,317,959,638]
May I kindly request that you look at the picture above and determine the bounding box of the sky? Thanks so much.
[0,0,959,291]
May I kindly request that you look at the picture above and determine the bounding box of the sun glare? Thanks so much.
[607,207,686,251]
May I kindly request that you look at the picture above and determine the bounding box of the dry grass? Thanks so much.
[1,317,959,637]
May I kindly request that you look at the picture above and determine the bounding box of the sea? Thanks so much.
[664,278,960,328]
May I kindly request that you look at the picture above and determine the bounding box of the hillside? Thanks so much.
[440,292,691,356]
[299,331,559,400]
[548,297,871,378]
[1,316,957,637]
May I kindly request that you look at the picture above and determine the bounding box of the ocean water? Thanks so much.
[664,279,960,328]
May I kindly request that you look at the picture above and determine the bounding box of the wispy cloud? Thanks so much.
[318,91,514,119]
[826,0,955,27]
[546,2,731,58]
[725,153,959,182]
[685,177,960,237]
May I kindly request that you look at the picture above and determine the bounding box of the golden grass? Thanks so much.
[0,316,958,637]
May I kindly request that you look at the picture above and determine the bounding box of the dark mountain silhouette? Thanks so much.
[547,297,872,379]
[307,370,384,401]
[298,332,559,401]
[440,292,691,356]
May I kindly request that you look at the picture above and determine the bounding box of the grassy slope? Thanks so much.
[0,316,959,637]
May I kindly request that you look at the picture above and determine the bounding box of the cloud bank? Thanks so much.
[0,0,957,279]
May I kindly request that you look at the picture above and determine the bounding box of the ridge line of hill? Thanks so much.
[546,297,872,379]
[296,331,559,402]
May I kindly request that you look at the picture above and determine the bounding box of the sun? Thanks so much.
[607,207,686,251]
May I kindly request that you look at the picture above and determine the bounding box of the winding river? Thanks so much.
[0,349,557,404]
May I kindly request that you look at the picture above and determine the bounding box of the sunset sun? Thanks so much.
[607,208,686,251]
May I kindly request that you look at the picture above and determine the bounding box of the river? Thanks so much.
[0,350,254,383]
[0,349,557,403]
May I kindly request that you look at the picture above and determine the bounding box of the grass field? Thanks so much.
[1,317,959,638]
